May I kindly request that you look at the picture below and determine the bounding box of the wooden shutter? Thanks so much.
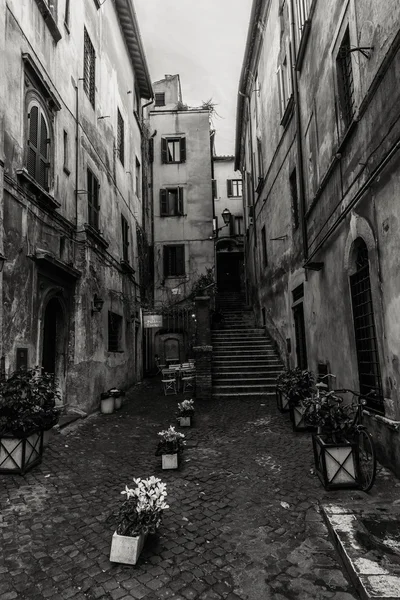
[177,187,184,215]
[161,138,167,163]
[212,179,217,198]
[229,214,235,237]
[27,105,39,179]
[160,189,168,216]
[176,246,185,275]
[180,137,186,163]
[227,179,233,197]
[38,114,49,189]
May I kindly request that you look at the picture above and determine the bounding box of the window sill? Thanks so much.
[84,223,109,249]
[280,95,294,129]
[16,168,61,211]
[160,214,186,218]
[295,20,312,72]
[120,260,136,275]
[34,0,62,42]
[165,275,186,280]
[107,350,124,354]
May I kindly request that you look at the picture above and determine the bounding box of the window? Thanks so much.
[83,28,95,108]
[261,225,268,266]
[163,245,185,277]
[227,179,243,197]
[296,0,310,33]
[63,130,69,173]
[290,168,299,229]
[235,216,243,236]
[155,92,165,107]
[336,28,355,129]
[161,137,186,164]
[87,168,100,230]
[257,139,263,179]
[135,158,140,198]
[160,188,184,216]
[292,284,307,369]
[212,179,218,199]
[108,312,123,352]
[277,53,293,120]
[26,101,51,190]
[121,215,129,262]
[117,109,124,165]
[64,0,70,28]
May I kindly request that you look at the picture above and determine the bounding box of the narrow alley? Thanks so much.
[0,383,398,600]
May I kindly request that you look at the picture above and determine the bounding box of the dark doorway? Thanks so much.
[42,297,65,403]
[293,303,307,369]
[350,239,383,412]
[216,252,243,292]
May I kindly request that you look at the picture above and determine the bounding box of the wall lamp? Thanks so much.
[215,208,232,233]
[92,293,105,314]
[0,253,6,273]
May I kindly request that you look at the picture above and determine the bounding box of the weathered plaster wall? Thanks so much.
[213,157,243,224]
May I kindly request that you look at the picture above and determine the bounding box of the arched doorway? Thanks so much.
[42,296,65,404]
[350,238,383,412]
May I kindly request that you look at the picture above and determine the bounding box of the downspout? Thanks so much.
[74,81,79,227]
[289,0,308,260]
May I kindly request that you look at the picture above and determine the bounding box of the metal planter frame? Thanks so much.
[312,434,359,490]
[0,431,44,475]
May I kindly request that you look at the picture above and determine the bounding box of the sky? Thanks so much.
[134,0,253,156]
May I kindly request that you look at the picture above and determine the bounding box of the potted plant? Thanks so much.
[155,425,185,470]
[0,368,61,474]
[303,386,357,490]
[108,476,169,565]
[176,399,194,427]
[284,368,315,431]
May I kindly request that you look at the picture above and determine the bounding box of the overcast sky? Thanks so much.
[134,0,253,156]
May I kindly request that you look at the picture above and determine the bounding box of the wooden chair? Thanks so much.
[155,357,166,375]
[161,370,177,396]
[181,369,195,393]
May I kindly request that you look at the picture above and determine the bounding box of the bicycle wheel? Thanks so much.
[356,429,377,492]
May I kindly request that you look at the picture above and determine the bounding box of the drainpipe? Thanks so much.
[289,0,308,260]
[74,81,80,227]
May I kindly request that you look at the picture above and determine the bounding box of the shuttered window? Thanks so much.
[117,109,124,165]
[161,137,186,163]
[160,188,184,216]
[87,168,100,230]
[227,179,242,197]
[163,245,185,277]
[27,102,50,190]
[84,28,95,108]
[121,215,129,262]
[155,92,165,106]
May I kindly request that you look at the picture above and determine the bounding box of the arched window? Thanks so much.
[350,238,383,412]
[27,100,51,190]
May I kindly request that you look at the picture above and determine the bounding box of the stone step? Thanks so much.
[213,374,278,383]
[212,391,275,398]
[213,340,273,347]
[212,329,266,335]
[213,357,282,364]
[213,364,282,372]
[213,349,278,356]
[212,383,276,392]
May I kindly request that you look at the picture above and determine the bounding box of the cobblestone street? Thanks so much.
[0,381,398,600]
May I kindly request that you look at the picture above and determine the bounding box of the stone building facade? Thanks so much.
[236,0,400,474]
[143,75,214,367]
[0,0,152,412]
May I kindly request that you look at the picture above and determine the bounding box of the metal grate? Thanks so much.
[84,28,95,107]
[350,243,383,412]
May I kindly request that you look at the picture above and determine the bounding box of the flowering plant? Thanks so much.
[155,425,185,456]
[177,399,194,417]
[277,368,315,407]
[108,476,169,537]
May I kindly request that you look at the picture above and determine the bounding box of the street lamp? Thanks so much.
[221,208,231,225]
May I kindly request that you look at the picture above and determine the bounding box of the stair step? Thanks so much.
[213,365,282,372]
[213,376,278,383]
[212,391,275,398]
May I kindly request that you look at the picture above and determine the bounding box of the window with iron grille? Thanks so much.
[117,109,124,165]
[160,188,184,216]
[161,137,186,163]
[121,215,129,262]
[163,245,185,277]
[155,92,165,107]
[290,168,299,229]
[336,28,355,129]
[227,179,243,197]
[350,239,383,412]
[108,311,123,352]
[83,28,95,108]
[27,101,51,190]
[87,168,100,230]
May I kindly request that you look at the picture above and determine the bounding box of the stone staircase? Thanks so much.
[212,293,284,399]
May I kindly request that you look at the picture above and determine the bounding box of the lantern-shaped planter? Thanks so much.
[276,388,290,413]
[312,434,358,490]
[290,403,308,431]
[110,531,147,565]
[161,453,179,470]
[0,431,43,475]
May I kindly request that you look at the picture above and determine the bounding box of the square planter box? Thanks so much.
[312,434,358,490]
[0,431,43,475]
[162,453,179,469]
[178,416,192,427]
[110,531,147,565]
[276,388,290,413]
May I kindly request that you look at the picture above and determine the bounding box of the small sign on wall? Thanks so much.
[143,314,163,328]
